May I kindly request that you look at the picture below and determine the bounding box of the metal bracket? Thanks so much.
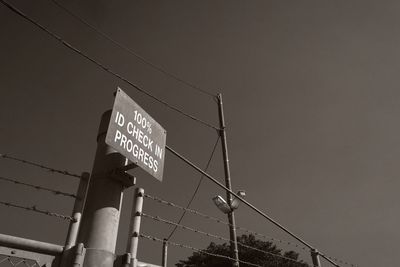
[110,165,137,187]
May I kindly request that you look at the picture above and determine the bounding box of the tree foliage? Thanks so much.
[176,234,309,267]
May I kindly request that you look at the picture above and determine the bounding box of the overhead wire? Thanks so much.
[0,153,82,179]
[0,0,219,131]
[0,175,77,199]
[50,0,216,98]
[166,135,220,241]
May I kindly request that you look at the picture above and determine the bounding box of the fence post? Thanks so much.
[162,239,168,267]
[311,249,322,267]
[127,188,144,267]
[65,172,90,249]
[76,110,128,267]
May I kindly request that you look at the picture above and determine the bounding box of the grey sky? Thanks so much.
[1,1,399,266]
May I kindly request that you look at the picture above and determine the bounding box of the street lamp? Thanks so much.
[212,190,245,266]
[212,190,246,214]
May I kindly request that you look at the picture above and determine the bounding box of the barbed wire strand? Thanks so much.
[0,153,82,179]
[0,175,77,199]
[142,212,309,265]
[166,135,220,240]
[50,0,216,98]
[144,194,356,267]
[0,0,219,132]
[0,200,75,221]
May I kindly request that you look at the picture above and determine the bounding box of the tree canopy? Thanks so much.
[176,234,310,267]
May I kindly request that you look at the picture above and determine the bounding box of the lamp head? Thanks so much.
[212,195,232,214]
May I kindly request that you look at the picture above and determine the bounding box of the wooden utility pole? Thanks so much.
[217,93,240,267]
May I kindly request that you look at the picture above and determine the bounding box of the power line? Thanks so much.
[0,0,219,131]
[0,153,82,179]
[166,135,220,241]
[50,0,216,98]
[0,175,77,199]
[0,200,74,221]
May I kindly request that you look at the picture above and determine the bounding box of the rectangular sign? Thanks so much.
[106,88,166,181]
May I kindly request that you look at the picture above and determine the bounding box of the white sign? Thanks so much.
[106,88,166,181]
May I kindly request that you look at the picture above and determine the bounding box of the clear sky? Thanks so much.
[1,1,399,267]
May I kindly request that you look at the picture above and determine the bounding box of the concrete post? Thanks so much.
[127,188,144,267]
[77,110,127,267]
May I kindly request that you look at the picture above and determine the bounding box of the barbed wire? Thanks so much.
[0,201,75,221]
[143,194,306,249]
[0,154,82,179]
[0,256,38,267]
[143,193,357,267]
[140,233,265,267]
[0,0,220,132]
[142,212,309,265]
[0,175,77,199]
